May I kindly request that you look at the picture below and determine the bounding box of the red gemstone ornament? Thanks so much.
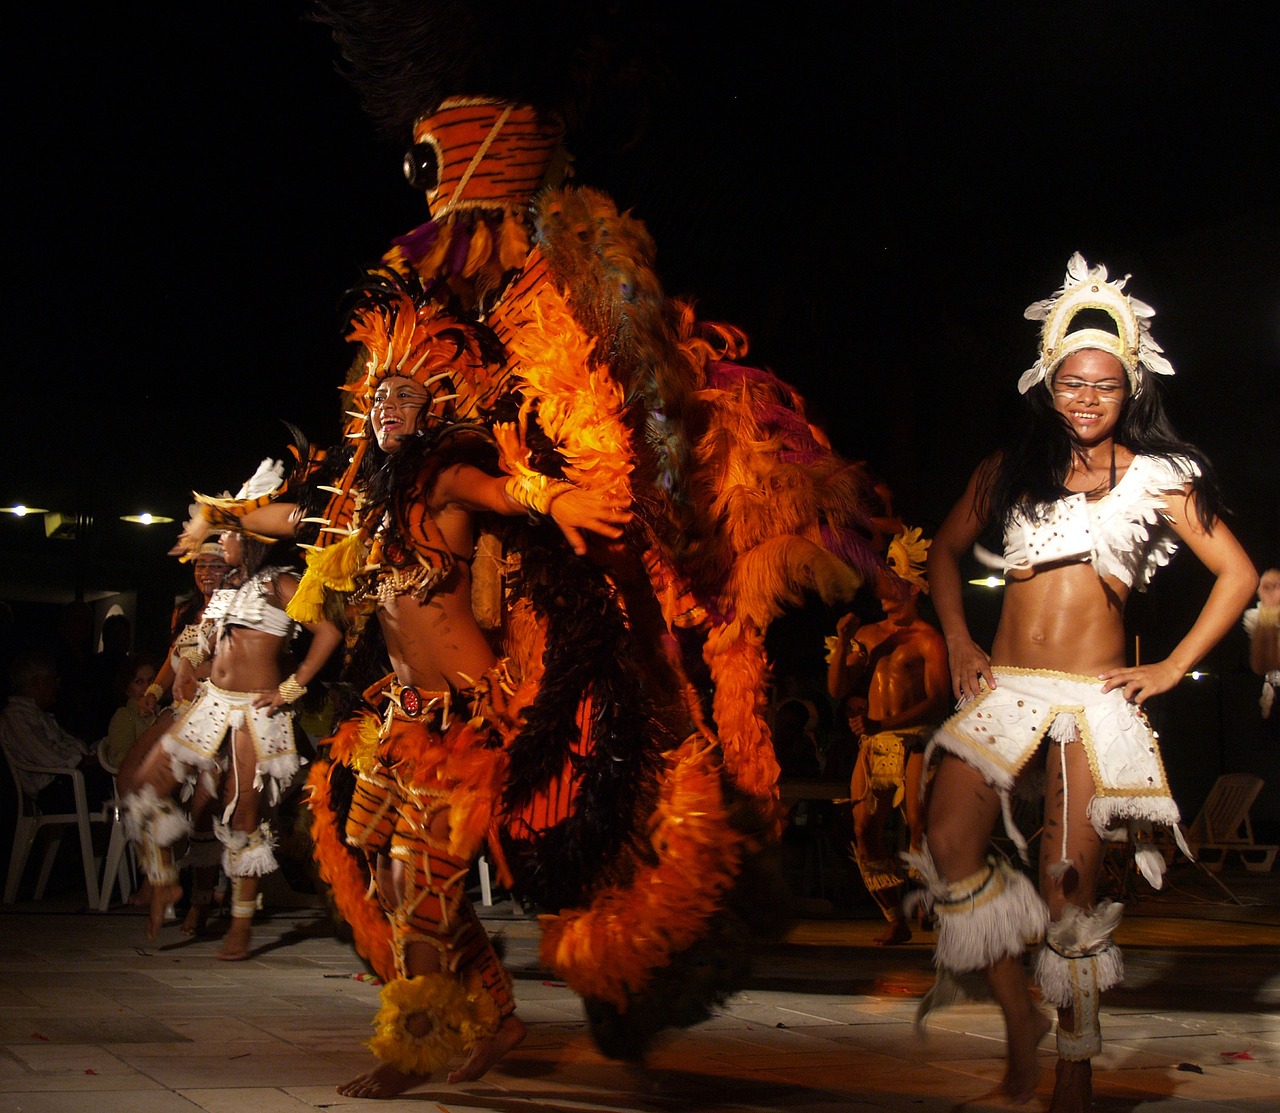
[401,686,421,716]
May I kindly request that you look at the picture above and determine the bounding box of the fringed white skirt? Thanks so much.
[924,667,1190,885]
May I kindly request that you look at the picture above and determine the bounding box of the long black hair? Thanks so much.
[981,368,1226,533]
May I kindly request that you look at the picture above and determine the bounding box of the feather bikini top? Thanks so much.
[1002,454,1199,590]
[214,567,299,641]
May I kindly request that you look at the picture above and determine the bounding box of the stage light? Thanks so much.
[120,513,175,525]
[968,575,1004,588]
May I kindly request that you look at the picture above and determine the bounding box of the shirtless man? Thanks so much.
[177,296,629,1098]
[827,527,949,944]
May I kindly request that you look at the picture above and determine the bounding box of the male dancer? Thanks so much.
[827,528,949,943]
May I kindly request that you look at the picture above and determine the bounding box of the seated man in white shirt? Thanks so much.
[0,650,112,812]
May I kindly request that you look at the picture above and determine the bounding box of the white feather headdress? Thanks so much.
[235,458,286,501]
[1019,252,1175,395]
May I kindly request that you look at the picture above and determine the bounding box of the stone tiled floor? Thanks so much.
[0,862,1278,1112]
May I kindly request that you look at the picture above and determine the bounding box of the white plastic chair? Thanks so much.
[94,737,137,910]
[2,744,106,906]
[1183,773,1278,873]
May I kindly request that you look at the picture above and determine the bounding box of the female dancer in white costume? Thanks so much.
[125,463,343,959]
[919,254,1257,1110]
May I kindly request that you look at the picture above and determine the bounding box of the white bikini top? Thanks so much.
[214,567,299,641]
[1002,454,1199,590]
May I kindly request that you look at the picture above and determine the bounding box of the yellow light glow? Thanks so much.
[2,505,49,516]
[120,513,175,525]
[968,575,1005,588]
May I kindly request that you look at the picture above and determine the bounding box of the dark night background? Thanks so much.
[3,4,1277,814]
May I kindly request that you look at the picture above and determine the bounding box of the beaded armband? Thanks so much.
[503,473,575,516]
[145,683,165,702]
[278,674,307,704]
[178,646,209,670]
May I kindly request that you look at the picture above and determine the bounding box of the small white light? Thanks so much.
[2,504,48,516]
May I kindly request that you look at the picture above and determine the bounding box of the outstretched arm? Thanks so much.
[434,463,632,555]
[1100,491,1257,705]
[170,501,304,557]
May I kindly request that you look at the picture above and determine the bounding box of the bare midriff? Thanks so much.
[378,566,499,691]
[992,561,1130,676]
[210,625,290,692]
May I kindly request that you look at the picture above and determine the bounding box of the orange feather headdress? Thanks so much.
[339,281,509,446]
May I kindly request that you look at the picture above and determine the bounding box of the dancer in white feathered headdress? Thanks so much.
[121,458,344,962]
[917,253,1258,1107]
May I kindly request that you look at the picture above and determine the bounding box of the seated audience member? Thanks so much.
[1,650,112,811]
[103,653,160,773]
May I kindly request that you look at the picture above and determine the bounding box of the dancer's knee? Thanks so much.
[920,821,976,879]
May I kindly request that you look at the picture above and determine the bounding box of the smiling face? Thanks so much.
[1050,348,1128,445]
[192,553,231,599]
[370,375,430,453]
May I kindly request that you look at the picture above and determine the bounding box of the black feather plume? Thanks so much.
[309,0,671,149]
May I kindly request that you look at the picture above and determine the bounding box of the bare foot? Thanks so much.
[129,880,153,907]
[1002,1007,1052,1104]
[215,918,253,960]
[875,918,912,946]
[180,902,212,937]
[446,1013,528,1084]
[1048,1057,1092,1113]
[336,1061,428,1099]
[146,883,183,940]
